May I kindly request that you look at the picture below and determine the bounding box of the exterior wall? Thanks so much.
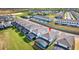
[74,35,79,50]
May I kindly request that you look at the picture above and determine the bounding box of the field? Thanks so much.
[0,28,34,50]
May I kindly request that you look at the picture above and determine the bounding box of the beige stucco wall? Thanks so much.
[75,35,79,50]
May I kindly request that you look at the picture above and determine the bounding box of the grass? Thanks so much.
[47,14,56,19]
[47,44,54,50]
[48,21,79,34]
[0,28,34,50]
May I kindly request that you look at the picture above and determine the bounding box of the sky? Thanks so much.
[0,0,78,8]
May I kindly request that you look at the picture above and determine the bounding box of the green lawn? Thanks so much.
[0,28,34,50]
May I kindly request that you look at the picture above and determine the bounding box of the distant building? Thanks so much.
[55,11,64,19]
[55,20,79,27]
[31,15,52,24]
[0,15,13,29]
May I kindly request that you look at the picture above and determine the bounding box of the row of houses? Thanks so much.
[55,11,64,19]
[55,20,79,27]
[11,19,75,50]
[12,19,57,49]
[71,11,79,21]
[54,11,79,27]
[31,15,52,24]
[0,15,13,29]
[55,11,76,21]
[31,10,53,14]
[11,19,51,49]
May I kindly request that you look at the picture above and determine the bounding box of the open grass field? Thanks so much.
[0,28,34,50]
[0,30,8,50]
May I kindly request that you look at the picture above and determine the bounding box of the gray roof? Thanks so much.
[33,15,52,22]
[64,35,75,47]
[36,38,49,47]
[32,26,48,35]
[0,16,13,22]
[27,33,36,40]
[41,29,58,42]
[16,19,42,31]
[57,38,71,48]
[55,35,75,50]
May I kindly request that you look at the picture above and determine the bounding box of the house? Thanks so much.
[12,19,42,41]
[53,33,75,50]
[33,29,59,49]
[21,20,49,41]
[27,32,37,41]
[21,27,29,35]
[40,29,58,43]
[0,15,13,29]
[53,38,71,50]
[55,16,63,19]
[55,11,64,19]
[31,15,52,23]
[4,21,12,27]
[11,22,17,26]
[34,37,49,50]
[0,24,5,29]
[26,24,48,41]
[32,25,48,36]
